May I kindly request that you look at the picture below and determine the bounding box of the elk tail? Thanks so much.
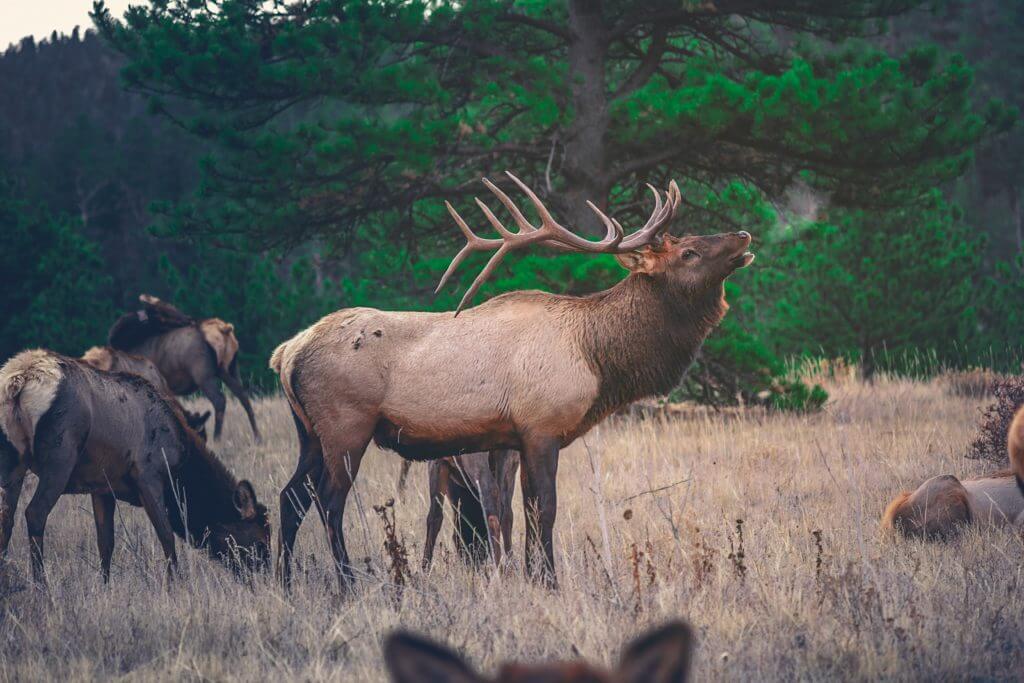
[200,318,239,374]
[0,350,63,456]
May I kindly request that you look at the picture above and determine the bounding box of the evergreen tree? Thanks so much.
[765,193,981,378]
[0,174,115,359]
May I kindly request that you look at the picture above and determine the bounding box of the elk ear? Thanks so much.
[615,247,664,275]
[233,481,258,520]
[616,621,694,683]
[384,631,482,683]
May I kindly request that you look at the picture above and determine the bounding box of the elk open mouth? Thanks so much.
[730,251,756,269]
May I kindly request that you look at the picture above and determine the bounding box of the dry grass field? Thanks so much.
[2,372,1023,681]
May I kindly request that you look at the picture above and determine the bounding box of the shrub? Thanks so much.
[966,375,1024,463]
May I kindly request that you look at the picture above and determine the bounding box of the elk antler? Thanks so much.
[437,172,680,315]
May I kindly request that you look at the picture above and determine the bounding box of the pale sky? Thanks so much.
[1,0,134,50]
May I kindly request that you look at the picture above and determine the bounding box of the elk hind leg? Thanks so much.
[219,361,261,442]
[197,376,227,440]
[317,416,375,590]
[277,409,323,588]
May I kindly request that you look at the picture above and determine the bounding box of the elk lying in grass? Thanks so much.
[271,173,754,588]
[385,620,693,683]
[109,295,261,441]
[422,449,518,570]
[0,350,270,583]
[1009,405,1024,497]
[81,345,212,439]
[881,471,1024,539]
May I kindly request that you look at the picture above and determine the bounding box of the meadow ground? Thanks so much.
[1,372,1023,681]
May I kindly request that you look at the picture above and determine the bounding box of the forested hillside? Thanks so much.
[1,0,1022,395]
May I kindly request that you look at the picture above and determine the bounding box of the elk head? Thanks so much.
[385,620,693,683]
[206,480,272,573]
[437,172,754,314]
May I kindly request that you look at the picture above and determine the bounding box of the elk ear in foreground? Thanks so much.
[383,620,693,683]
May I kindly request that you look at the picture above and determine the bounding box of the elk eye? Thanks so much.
[681,249,700,260]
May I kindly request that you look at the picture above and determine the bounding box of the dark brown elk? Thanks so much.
[81,345,212,440]
[422,449,518,570]
[109,295,261,441]
[385,620,693,683]
[271,173,754,588]
[0,349,270,583]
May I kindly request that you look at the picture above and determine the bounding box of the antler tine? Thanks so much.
[586,200,625,246]
[481,177,538,235]
[454,244,511,316]
[618,182,678,251]
[435,201,503,293]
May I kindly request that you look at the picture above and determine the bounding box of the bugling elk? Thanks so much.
[271,172,754,588]
[385,619,693,683]
[422,449,518,570]
[81,345,212,440]
[109,295,261,441]
[0,350,270,583]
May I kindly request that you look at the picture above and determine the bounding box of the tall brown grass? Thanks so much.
[1,374,1022,681]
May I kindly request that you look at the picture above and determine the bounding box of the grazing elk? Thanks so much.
[0,350,270,583]
[109,295,261,441]
[385,620,693,683]
[422,449,518,570]
[271,173,754,588]
[881,471,1024,539]
[81,345,212,439]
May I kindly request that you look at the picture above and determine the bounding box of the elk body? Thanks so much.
[81,345,212,439]
[109,295,261,441]
[881,471,1024,539]
[0,350,270,583]
[422,449,518,570]
[1009,405,1024,497]
[271,173,754,587]
[385,620,693,683]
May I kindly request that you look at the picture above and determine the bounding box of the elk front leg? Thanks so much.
[519,439,560,588]
[91,494,116,582]
[422,460,449,571]
[136,472,178,579]
[197,376,227,440]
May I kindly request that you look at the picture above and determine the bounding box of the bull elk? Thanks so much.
[271,172,754,588]
[385,620,693,683]
[109,295,261,441]
[0,350,270,583]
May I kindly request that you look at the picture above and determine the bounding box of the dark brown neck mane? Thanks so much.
[164,414,247,546]
[571,273,727,428]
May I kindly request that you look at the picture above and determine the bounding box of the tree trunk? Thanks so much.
[860,342,876,383]
[562,0,610,236]
[1010,184,1022,256]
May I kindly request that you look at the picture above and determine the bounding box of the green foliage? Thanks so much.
[0,176,115,360]
[763,193,982,377]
